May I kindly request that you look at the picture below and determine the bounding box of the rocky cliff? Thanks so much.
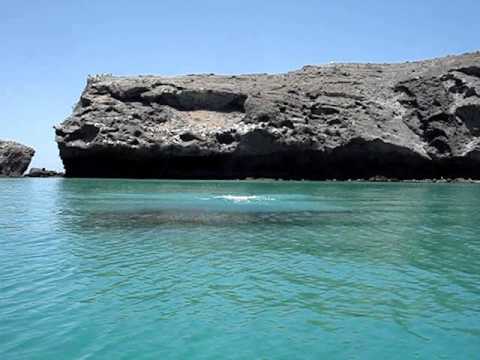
[56,52,480,179]
[0,141,35,177]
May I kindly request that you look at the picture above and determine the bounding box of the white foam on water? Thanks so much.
[213,195,275,203]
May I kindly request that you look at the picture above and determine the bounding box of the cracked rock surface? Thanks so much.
[0,141,35,177]
[56,52,480,179]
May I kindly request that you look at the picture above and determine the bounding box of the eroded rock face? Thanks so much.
[56,52,480,179]
[0,141,35,177]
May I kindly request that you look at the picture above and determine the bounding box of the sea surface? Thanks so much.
[1,179,479,359]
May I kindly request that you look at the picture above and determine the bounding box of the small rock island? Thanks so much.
[55,52,480,180]
[0,141,35,177]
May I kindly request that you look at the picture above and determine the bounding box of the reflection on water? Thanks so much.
[1,178,480,359]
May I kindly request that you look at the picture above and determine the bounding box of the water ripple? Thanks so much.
[0,179,480,359]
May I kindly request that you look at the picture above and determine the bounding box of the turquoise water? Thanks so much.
[1,179,480,359]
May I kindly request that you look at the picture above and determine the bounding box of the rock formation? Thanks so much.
[56,52,480,179]
[25,168,64,178]
[0,141,35,177]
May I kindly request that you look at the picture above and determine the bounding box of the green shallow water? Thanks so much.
[1,179,480,359]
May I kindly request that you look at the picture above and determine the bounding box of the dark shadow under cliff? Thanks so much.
[59,142,480,180]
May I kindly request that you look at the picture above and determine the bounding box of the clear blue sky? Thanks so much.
[1,0,479,171]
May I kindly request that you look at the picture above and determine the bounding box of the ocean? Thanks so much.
[1,179,479,359]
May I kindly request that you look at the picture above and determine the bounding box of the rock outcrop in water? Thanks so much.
[55,52,480,179]
[0,141,35,177]
[25,168,64,178]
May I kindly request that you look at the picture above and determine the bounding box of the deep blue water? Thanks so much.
[1,179,480,359]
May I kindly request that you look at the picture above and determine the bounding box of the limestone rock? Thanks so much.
[0,141,35,177]
[56,52,480,179]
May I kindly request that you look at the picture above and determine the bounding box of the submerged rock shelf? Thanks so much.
[56,52,480,179]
